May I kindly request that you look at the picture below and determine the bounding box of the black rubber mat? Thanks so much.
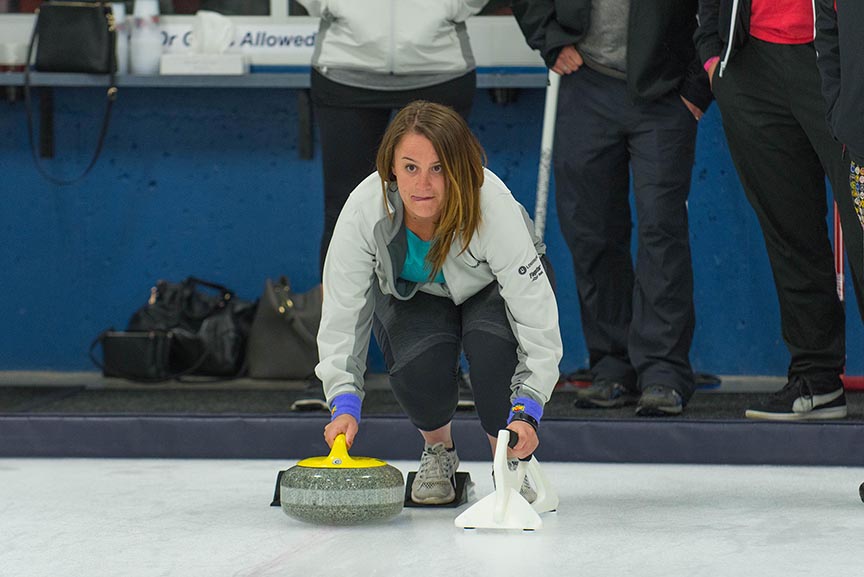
[2,385,862,421]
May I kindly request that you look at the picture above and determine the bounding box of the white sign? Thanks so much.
[161,22,318,61]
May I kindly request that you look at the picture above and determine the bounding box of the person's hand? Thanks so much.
[324,414,358,449]
[552,45,583,76]
[680,95,704,121]
[506,420,539,459]
[707,59,719,91]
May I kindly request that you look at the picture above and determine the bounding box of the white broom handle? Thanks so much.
[533,71,561,242]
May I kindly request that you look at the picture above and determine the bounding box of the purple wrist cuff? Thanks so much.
[329,393,362,423]
[507,396,544,424]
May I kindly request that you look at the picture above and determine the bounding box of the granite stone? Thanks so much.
[280,464,404,525]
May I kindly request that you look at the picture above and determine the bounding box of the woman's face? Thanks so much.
[392,132,448,232]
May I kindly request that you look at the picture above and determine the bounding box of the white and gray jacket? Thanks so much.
[297,0,486,89]
[316,168,563,409]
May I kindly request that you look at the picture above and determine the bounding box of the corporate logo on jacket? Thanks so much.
[517,255,545,282]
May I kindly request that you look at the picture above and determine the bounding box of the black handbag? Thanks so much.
[33,1,116,74]
[246,277,322,380]
[24,0,118,185]
[90,330,174,381]
[126,277,257,377]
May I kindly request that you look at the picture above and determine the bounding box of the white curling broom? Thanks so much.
[532,70,561,242]
[454,429,558,531]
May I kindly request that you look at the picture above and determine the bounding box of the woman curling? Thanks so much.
[316,100,562,505]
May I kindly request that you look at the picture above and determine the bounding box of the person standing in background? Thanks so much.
[695,0,860,420]
[296,0,487,274]
[512,0,712,416]
[815,0,864,232]
[292,0,487,410]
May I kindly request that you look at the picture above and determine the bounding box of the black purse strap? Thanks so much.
[23,3,118,186]
[178,276,236,322]
[185,276,234,299]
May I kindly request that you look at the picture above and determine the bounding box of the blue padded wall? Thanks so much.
[0,86,861,376]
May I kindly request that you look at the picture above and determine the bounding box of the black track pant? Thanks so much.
[712,38,849,376]
[553,66,698,399]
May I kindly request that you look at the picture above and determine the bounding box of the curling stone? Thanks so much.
[280,434,404,525]
[859,482,864,503]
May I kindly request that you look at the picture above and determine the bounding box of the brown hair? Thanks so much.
[376,100,486,279]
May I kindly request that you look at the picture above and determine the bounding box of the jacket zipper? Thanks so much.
[719,0,742,77]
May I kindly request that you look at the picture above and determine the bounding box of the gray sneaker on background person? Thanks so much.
[574,380,638,408]
[635,385,684,417]
[411,443,460,504]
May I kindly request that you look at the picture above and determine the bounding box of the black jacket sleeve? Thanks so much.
[814,0,841,130]
[510,0,588,68]
[677,0,714,111]
[694,0,724,65]
[680,56,714,112]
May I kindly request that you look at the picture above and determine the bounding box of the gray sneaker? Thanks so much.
[635,385,684,416]
[574,381,637,408]
[411,443,459,504]
[508,459,537,503]
[492,459,537,504]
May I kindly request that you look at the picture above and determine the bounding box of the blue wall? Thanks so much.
[1,86,861,376]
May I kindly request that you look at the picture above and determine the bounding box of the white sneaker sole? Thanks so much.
[410,487,456,505]
[744,406,848,420]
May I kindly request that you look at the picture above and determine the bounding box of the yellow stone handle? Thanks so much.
[328,433,352,466]
[296,433,388,469]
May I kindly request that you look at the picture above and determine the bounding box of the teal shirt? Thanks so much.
[400,228,446,284]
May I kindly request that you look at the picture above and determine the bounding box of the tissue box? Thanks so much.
[159,53,248,75]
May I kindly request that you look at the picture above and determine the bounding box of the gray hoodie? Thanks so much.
[316,168,563,409]
[298,0,486,90]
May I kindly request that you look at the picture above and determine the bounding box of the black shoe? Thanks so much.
[290,379,329,412]
[574,381,637,408]
[635,385,683,417]
[745,375,847,420]
[456,371,475,410]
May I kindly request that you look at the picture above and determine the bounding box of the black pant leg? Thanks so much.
[713,39,845,376]
[787,42,864,322]
[834,165,864,322]
[552,69,636,387]
[627,92,698,397]
[313,103,391,274]
[787,44,864,320]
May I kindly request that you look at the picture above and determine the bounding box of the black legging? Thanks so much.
[372,283,518,437]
